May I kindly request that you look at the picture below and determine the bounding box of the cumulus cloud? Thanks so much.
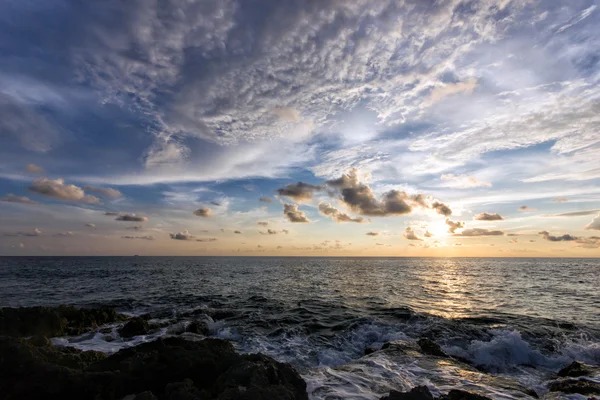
[169,230,217,242]
[121,235,155,240]
[446,219,465,234]
[283,203,310,223]
[83,185,122,198]
[259,197,272,204]
[455,228,504,237]
[538,231,578,241]
[85,223,96,229]
[25,164,44,174]
[259,229,279,235]
[403,227,423,241]
[277,182,322,202]
[519,206,537,212]
[29,178,100,204]
[585,215,600,231]
[1,194,38,204]
[326,169,452,217]
[424,231,433,238]
[234,230,242,234]
[474,212,504,221]
[366,232,379,236]
[193,207,212,217]
[257,221,269,227]
[318,202,364,223]
[115,214,148,222]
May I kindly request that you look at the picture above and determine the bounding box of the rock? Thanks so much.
[380,386,434,400]
[558,361,596,378]
[0,305,126,337]
[187,320,210,335]
[445,389,492,400]
[364,347,377,356]
[548,378,600,395]
[28,335,51,347]
[417,338,447,358]
[0,336,308,400]
[119,317,150,337]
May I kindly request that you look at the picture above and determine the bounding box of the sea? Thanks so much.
[1,257,599,399]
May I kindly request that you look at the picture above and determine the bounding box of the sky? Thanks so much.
[1,0,599,256]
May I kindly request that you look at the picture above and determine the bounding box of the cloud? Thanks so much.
[83,185,122,198]
[121,235,155,240]
[403,227,423,241]
[257,221,269,227]
[5,228,42,237]
[53,231,74,237]
[104,212,120,216]
[1,194,38,204]
[455,228,504,237]
[193,207,212,217]
[272,107,301,122]
[25,164,44,174]
[519,206,537,212]
[170,230,217,242]
[29,178,100,204]
[318,202,364,223]
[426,78,478,105]
[446,219,465,233]
[474,212,504,221]
[283,203,310,223]
[126,226,144,231]
[259,197,272,204]
[259,229,279,235]
[115,214,148,222]
[277,182,322,202]
[366,232,379,236]
[585,215,600,231]
[576,236,600,248]
[326,169,452,217]
[548,210,600,217]
[234,230,242,234]
[85,223,96,229]
[538,231,578,241]
[424,231,433,238]
[553,197,568,203]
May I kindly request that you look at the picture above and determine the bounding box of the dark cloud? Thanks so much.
[126,226,144,231]
[455,228,504,236]
[257,221,269,227]
[259,197,272,204]
[318,202,364,223]
[586,215,600,230]
[474,212,504,221]
[446,219,465,233]
[403,227,423,241]
[366,232,379,236]
[83,185,122,198]
[193,207,211,217]
[25,164,44,174]
[169,230,216,242]
[519,206,536,212]
[29,178,100,204]
[283,203,310,223]
[277,182,322,202]
[576,236,600,248]
[104,212,120,216]
[116,214,148,222]
[234,230,242,234]
[326,169,452,217]
[538,231,578,241]
[121,235,155,240]
[259,229,279,235]
[1,194,38,204]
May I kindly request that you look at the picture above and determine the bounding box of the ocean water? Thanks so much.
[1,257,599,399]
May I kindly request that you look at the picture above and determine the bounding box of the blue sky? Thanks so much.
[1,0,599,255]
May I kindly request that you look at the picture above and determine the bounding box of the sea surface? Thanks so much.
[1,257,599,399]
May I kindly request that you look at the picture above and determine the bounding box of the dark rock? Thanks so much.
[380,385,434,400]
[0,336,308,400]
[133,391,158,400]
[0,305,126,337]
[548,378,600,395]
[28,335,51,347]
[187,320,210,335]
[417,338,447,358]
[558,361,596,378]
[445,389,492,400]
[119,317,150,337]
[364,347,377,356]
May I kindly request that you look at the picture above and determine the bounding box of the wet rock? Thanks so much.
[0,305,127,337]
[364,347,377,356]
[558,361,597,378]
[548,378,600,395]
[119,317,150,337]
[417,338,447,358]
[28,335,51,347]
[187,319,210,335]
[443,389,492,400]
[380,385,434,400]
[165,379,205,399]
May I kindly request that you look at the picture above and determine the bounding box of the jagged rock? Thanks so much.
[548,378,600,395]
[0,305,126,337]
[445,389,492,400]
[558,361,596,378]
[165,379,204,399]
[187,320,210,335]
[417,338,447,358]
[119,317,150,337]
[380,386,434,400]
[364,347,377,356]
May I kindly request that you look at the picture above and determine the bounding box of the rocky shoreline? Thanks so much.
[1,306,598,400]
